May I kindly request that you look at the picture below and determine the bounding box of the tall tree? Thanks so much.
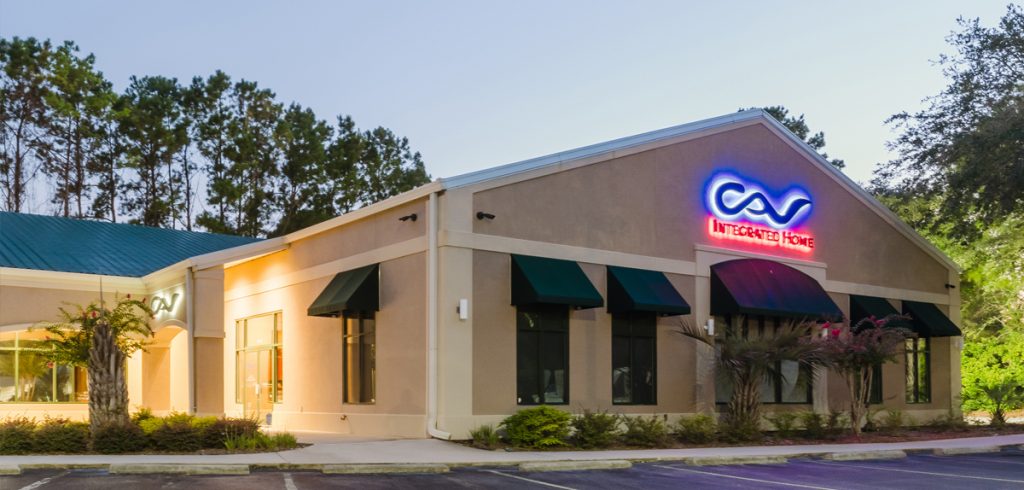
[116,76,186,227]
[741,106,846,170]
[192,71,234,231]
[271,103,331,236]
[356,126,430,206]
[221,80,281,237]
[38,41,115,218]
[877,5,1024,237]
[0,37,51,213]
[326,115,363,214]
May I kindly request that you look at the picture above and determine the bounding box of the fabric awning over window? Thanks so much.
[607,265,691,316]
[850,294,913,332]
[902,300,962,337]
[511,255,603,309]
[710,258,842,320]
[307,264,379,317]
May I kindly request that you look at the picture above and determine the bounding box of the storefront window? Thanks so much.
[714,316,812,405]
[517,305,568,405]
[0,330,87,403]
[234,313,283,407]
[343,312,376,404]
[612,314,656,405]
[905,337,930,403]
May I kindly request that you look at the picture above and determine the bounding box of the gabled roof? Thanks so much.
[0,212,260,277]
[439,109,961,272]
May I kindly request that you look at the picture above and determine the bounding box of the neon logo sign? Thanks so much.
[704,173,815,253]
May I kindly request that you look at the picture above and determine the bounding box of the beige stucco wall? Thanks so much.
[470,124,949,294]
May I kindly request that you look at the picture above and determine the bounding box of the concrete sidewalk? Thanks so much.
[1,433,1022,474]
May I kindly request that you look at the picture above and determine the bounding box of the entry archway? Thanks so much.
[140,323,189,414]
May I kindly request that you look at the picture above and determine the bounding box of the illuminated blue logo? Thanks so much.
[705,173,812,230]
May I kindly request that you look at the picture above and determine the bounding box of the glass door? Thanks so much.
[242,349,273,421]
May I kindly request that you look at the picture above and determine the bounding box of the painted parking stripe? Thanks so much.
[652,464,838,490]
[283,472,298,490]
[918,454,1024,466]
[810,460,1024,484]
[18,472,67,490]
[484,469,578,489]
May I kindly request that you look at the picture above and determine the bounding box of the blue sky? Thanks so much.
[1,1,1012,186]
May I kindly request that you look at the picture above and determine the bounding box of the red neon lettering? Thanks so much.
[707,217,814,253]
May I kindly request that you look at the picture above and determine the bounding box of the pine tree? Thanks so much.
[0,37,51,213]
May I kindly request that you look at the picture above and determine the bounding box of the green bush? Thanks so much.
[150,419,203,452]
[269,432,298,450]
[827,410,847,435]
[765,412,800,438]
[91,422,148,454]
[882,409,907,433]
[926,411,968,431]
[799,411,828,439]
[131,407,154,425]
[138,417,164,435]
[223,432,298,451]
[500,406,571,449]
[719,417,762,443]
[571,410,620,449]
[33,418,89,454]
[469,424,501,449]
[675,414,717,444]
[0,418,36,454]
[201,417,261,449]
[621,415,670,448]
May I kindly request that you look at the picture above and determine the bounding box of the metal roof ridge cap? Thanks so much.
[439,110,765,190]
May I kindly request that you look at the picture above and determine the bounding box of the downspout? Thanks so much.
[186,266,196,414]
[426,191,451,440]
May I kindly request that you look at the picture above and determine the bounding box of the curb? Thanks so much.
[933,446,1001,456]
[519,460,632,472]
[108,463,250,475]
[681,455,788,466]
[322,463,449,474]
[0,465,20,475]
[821,450,907,461]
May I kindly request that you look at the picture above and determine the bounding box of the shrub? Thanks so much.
[571,410,620,449]
[223,432,297,451]
[0,418,36,454]
[719,417,762,443]
[201,417,261,449]
[131,407,154,424]
[621,415,670,448]
[138,417,165,435]
[500,406,571,449]
[269,432,298,450]
[33,418,89,454]
[827,410,847,435]
[926,411,968,431]
[882,409,907,433]
[469,424,501,449]
[150,419,203,452]
[799,411,828,439]
[675,414,717,444]
[91,422,148,454]
[765,412,800,438]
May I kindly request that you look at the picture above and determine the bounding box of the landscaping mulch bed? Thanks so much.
[458,424,1024,452]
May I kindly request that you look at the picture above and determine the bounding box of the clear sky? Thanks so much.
[0,1,1012,186]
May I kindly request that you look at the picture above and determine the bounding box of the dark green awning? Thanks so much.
[511,255,603,309]
[607,266,691,316]
[850,295,912,332]
[710,258,842,320]
[307,264,379,317]
[903,300,962,337]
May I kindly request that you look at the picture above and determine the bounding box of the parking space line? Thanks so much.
[651,464,838,489]
[483,470,578,489]
[18,472,67,490]
[809,461,1024,484]
[283,472,298,490]
[919,454,1024,466]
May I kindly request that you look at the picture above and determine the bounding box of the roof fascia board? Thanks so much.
[440,110,766,191]
[756,117,962,273]
[0,267,147,293]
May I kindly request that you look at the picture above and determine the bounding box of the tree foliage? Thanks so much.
[0,37,431,236]
[35,297,154,366]
[740,105,845,169]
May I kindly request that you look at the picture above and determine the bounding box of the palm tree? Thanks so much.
[678,317,826,440]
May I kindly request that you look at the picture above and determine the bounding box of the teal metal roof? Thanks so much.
[0,212,260,277]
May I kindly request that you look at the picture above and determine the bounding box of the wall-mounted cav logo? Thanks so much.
[704,172,815,253]
[706,173,812,229]
[151,293,180,314]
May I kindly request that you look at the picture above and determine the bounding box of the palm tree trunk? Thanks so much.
[88,321,130,432]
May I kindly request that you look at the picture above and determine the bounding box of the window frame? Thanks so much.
[905,337,931,404]
[234,312,283,405]
[342,310,377,405]
[714,315,813,405]
[0,332,87,404]
[516,304,570,406]
[611,313,658,406]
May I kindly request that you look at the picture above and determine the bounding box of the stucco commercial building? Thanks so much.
[0,110,963,438]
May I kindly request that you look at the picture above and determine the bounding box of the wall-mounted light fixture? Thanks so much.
[703,318,715,336]
[457,299,469,321]
[399,213,417,222]
[944,283,956,289]
[476,212,495,220]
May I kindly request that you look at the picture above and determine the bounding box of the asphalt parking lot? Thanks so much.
[2,449,1022,489]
